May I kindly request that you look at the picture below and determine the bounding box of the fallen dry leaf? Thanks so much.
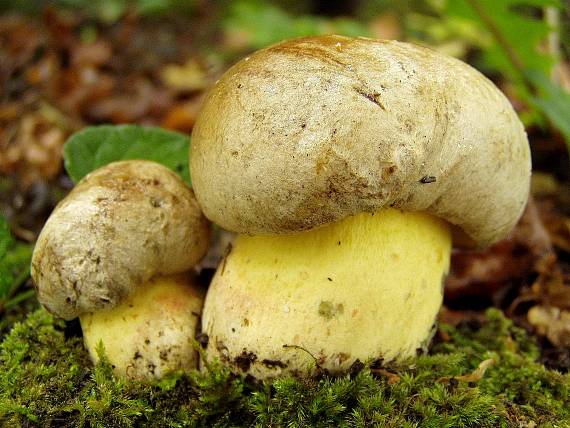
[161,94,206,133]
[528,305,570,347]
[368,12,402,40]
[446,197,554,305]
[161,58,210,92]
[1,110,68,187]
[438,358,496,384]
[371,368,401,385]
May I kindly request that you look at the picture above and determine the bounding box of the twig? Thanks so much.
[282,344,318,365]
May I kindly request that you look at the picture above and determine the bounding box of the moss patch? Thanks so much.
[0,308,569,427]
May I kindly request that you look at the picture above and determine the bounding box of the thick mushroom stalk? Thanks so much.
[31,160,210,379]
[81,273,204,379]
[203,209,451,377]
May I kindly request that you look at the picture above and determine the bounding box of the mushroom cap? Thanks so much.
[190,35,531,247]
[31,160,210,320]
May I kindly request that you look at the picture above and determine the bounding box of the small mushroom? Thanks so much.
[31,160,210,379]
[190,36,531,379]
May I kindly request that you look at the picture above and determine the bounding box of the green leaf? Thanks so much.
[528,71,570,152]
[0,217,32,302]
[224,0,369,50]
[0,217,14,300]
[444,0,558,97]
[63,125,191,185]
[135,0,196,17]
[0,243,33,301]
[0,217,12,262]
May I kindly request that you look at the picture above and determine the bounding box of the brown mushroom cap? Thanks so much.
[31,160,210,320]
[191,35,530,247]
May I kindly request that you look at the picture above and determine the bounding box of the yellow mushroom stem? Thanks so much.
[80,273,204,379]
[202,208,452,379]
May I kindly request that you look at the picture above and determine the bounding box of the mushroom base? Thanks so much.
[80,273,204,379]
[202,209,451,379]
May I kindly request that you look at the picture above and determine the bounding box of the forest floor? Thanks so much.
[1,6,569,427]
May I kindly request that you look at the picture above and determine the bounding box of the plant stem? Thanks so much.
[5,289,35,309]
[8,264,31,297]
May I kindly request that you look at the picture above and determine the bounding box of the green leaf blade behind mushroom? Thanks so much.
[63,124,192,185]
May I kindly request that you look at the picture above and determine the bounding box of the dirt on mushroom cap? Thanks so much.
[31,160,210,320]
[190,35,530,248]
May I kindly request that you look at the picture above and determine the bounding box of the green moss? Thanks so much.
[1,308,569,427]
[433,309,570,426]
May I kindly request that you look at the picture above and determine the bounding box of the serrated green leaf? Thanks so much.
[528,71,570,152]
[63,125,191,185]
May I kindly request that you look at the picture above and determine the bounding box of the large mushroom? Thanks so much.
[190,36,531,379]
[31,160,210,379]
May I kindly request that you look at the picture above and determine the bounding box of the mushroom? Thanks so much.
[190,36,531,379]
[31,160,210,379]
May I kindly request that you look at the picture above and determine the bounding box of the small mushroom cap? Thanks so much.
[31,160,210,320]
[191,35,531,247]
